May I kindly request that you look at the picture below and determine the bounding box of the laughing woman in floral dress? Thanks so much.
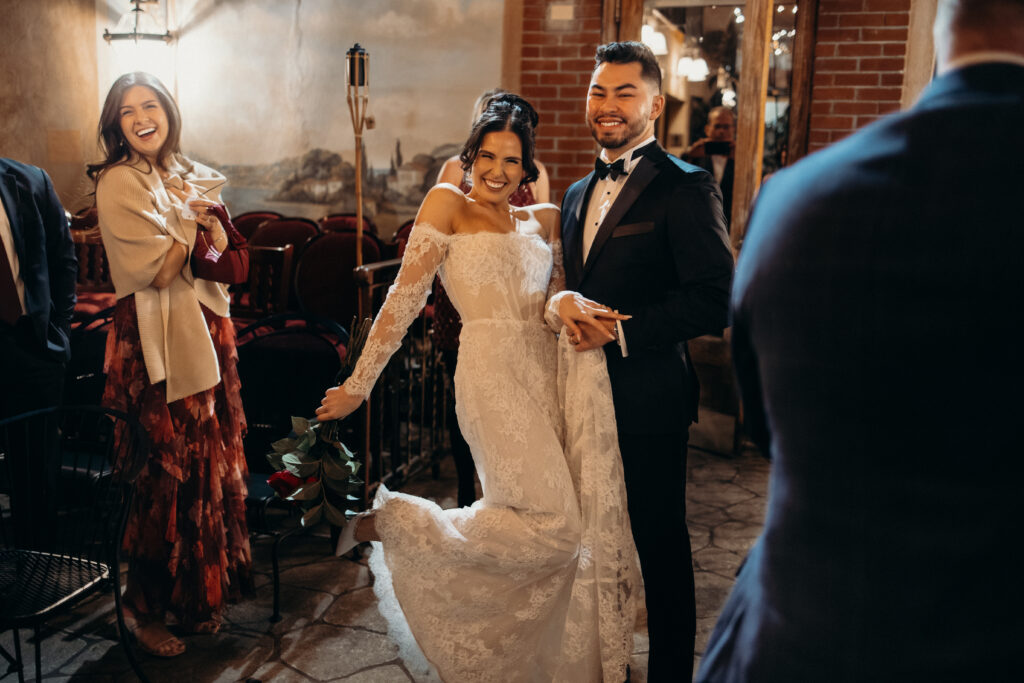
[88,72,251,657]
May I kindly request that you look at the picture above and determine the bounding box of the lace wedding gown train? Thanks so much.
[343,214,638,682]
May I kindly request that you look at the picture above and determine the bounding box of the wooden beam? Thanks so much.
[901,0,937,109]
[603,0,644,43]
[786,0,819,165]
[730,0,773,252]
[502,0,524,93]
[619,0,644,41]
[602,0,619,43]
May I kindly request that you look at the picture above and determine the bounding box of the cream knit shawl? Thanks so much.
[96,157,231,402]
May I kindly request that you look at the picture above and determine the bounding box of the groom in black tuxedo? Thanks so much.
[548,42,733,681]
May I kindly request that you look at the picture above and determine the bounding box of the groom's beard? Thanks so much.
[588,107,650,151]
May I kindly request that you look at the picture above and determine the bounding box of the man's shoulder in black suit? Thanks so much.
[646,146,715,187]
[660,149,709,175]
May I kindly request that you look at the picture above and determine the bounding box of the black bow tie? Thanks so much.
[595,157,628,181]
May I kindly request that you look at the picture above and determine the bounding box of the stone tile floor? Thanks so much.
[1,440,769,682]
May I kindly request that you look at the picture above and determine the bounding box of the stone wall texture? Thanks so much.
[0,0,99,209]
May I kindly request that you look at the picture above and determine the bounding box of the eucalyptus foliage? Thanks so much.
[266,416,363,527]
[265,318,372,527]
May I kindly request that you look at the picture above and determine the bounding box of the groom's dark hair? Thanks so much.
[460,93,541,187]
[594,41,662,93]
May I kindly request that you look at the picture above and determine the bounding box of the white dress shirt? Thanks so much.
[0,193,27,314]
[582,135,656,263]
[711,155,728,185]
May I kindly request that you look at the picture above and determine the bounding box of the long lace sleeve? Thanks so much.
[544,239,570,333]
[344,223,450,398]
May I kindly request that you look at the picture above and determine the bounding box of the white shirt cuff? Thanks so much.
[616,318,629,358]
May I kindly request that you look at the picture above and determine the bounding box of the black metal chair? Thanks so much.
[235,312,348,621]
[0,405,150,682]
[64,306,115,407]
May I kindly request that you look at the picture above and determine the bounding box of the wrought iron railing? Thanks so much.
[352,260,451,505]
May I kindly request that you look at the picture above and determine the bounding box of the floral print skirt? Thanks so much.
[103,295,252,626]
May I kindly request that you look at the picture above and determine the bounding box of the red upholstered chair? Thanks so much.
[231,244,295,323]
[234,211,283,240]
[234,312,348,621]
[247,219,318,310]
[294,232,383,327]
[70,222,119,316]
[392,218,416,258]
[249,217,320,255]
[70,226,114,294]
[69,207,98,231]
[319,212,377,236]
[320,214,386,258]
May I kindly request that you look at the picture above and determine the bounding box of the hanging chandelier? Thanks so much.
[102,0,173,43]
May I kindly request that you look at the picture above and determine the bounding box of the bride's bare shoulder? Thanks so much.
[416,184,470,235]
[513,203,561,241]
[432,182,467,199]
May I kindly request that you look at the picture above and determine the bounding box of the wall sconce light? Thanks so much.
[641,25,668,56]
[103,0,173,43]
[677,56,711,82]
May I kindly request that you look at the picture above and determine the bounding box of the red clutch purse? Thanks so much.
[190,204,249,285]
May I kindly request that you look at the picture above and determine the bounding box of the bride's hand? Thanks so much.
[557,292,630,346]
[316,384,364,421]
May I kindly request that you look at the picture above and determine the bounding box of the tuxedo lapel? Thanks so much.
[562,172,595,289]
[581,154,660,279]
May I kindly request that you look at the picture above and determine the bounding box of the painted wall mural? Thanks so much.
[97,0,504,238]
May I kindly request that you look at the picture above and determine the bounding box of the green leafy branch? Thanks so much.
[265,318,373,528]
[266,416,364,527]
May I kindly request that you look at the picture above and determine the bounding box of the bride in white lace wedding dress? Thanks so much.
[318,95,638,682]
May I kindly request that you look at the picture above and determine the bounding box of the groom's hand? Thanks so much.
[557,292,630,351]
[573,317,619,351]
[316,383,364,421]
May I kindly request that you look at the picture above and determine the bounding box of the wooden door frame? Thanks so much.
[786,0,820,166]
[610,0,822,251]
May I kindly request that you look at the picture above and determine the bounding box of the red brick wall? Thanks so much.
[519,0,604,203]
[808,0,910,152]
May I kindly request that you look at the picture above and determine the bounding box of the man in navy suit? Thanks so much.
[697,1,1024,681]
[0,157,77,419]
[548,42,734,681]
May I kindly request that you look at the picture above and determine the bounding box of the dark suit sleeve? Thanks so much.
[38,167,76,341]
[730,306,770,458]
[622,176,733,349]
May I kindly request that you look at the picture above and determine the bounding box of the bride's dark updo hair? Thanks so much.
[459,93,540,187]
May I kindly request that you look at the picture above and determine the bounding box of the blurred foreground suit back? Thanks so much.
[698,1,1024,681]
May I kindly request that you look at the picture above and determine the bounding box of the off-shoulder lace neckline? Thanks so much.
[415,220,549,242]
[413,221,452,240]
